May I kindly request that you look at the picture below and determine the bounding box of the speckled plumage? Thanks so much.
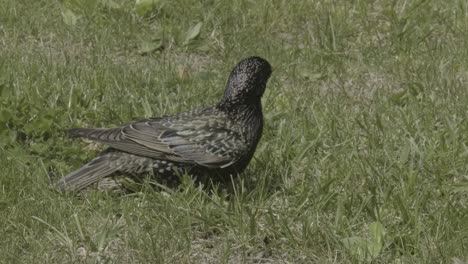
[56,56,272,191]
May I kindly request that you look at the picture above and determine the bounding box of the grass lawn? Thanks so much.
[1,0,467,263]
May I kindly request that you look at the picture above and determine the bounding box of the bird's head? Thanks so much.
[220,56,272,107]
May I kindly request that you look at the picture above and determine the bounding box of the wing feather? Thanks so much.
[68,108,246,168]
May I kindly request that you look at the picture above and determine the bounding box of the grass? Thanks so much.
[1,0,468,263]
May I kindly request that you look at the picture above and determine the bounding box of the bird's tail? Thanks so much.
[56,155,118,192]
[67,127,123,141]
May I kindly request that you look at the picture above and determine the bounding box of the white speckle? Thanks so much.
[153,163,159,168]
[177,130,194,136]
[158,169,165,173]
[161,161,167,164]
[166,167,171,171]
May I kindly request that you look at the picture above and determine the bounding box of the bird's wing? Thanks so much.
[158,124,247,168]
[68,109,247,168]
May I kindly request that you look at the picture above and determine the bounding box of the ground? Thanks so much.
[0,0,467,263]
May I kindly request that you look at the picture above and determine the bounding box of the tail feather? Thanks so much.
[56,155,117,192]
[67,127,124,142]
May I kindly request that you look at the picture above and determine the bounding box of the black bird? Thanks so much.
[56,56,272,191]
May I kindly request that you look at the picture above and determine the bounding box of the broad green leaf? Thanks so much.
[369,221,385,244]
[62,9,78,26]
[342,222,386,262]
[138,39,163,55]
[341,236,368,263]
[368,221,385,258]
[452,257,467,264]
[399,139,410,166]
[452,184,468,193]
[408,82,424,96]
[30,142,49,154]
[184,22,203,45]
[135,0,160,16]
[24,116,53,136]
[389,89,408,106]
[298,68,322,80]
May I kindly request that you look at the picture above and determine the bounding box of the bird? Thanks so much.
[56,56,272,192]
